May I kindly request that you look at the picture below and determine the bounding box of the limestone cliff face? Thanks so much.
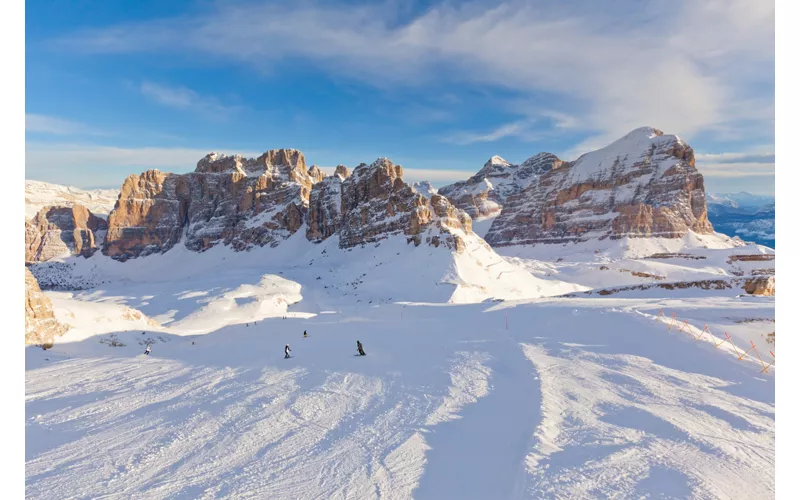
[25,267,68,345]
[101,150,473,258]
[307,173,345,243]
[103,170,189,260]
[307,165,326,183]
[103,149,313,260]
[25,204,108,263]
[483,127,714,246]
[335,158,471,251]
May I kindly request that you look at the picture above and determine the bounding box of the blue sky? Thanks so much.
[25,0,775,194]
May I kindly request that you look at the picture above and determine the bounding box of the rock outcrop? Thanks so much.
[336,158,472,251]
[438,153,561,219]
[25,267,68,345]
[25,204,108,263]
[483,127,714,246]
[102,150,473,258]
[307,172,346,243]
[744,276,775,296]
[104,149,314,260]
[307,165,326,183]
[103,170,188,260]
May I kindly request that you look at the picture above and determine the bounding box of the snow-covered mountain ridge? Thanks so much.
[25,180,119,220]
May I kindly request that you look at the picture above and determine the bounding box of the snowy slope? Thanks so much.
[493,231,773,292]
[25,180,119,219]
[28,225,587,339]
[26,296,774,499]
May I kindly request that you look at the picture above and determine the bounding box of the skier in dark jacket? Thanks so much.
[303,330,308,338]
[284,344,292,359]
[356,341,366,356]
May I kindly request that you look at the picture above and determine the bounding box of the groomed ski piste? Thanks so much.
[26,232,775,499]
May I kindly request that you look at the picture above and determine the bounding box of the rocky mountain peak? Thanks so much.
[26,204,108,263]
[481,155,512,171]
[334,165,351,179]
[438,152,562,219]
[25,267,68,345]
[484,127,713,246]
[309,157,472,251]
[307,165,327,183]
[411,181,438,198]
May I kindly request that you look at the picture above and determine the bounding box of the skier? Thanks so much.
[303,330,308,338]
[356,340,366,356]
[144,345,152,356]
[284,344,292,359]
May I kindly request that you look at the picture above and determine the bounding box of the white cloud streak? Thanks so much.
[56,0,773,146]
[140,81,241,117]
[440,120,538,145]
[26,114,104,135]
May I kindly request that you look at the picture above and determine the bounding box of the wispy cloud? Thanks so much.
[440,120,539,145]
[694,150,775,179]
[695,152,775,164]
[140,81,241,118]
[25,114,105,136]
[55,0,773,146]
[698,163,776,178]
[25,142,263,188]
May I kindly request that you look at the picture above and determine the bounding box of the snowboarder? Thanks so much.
[303,330,308,338]
[284,344,292,359]
[356,340,366,356]
[144,345,151,356]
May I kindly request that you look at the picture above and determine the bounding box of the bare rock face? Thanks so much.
[334,165,351,179]
[484,127,714,246]
[336,158,471,251]
[307,172,346,242]
[25,204,108,263]
[745,276,775,296]
[103,149,314,260]
[25,267,68,345]
[103,170,189,261]
[438,153,561,218]
[103,149,472,258]
[307,165,326,183]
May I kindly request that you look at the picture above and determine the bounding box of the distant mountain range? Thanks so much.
[706,192,775,248]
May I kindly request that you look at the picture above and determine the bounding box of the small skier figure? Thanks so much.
[284,344,292,359]
[144,345,152,356]
[356,340,366,356]
[303,330,308,338]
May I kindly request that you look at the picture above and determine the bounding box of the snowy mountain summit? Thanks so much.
[478,127,713,245]
[438,153,562,219]
[25,180,119,220]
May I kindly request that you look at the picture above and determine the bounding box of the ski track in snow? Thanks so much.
[26,300,774,499]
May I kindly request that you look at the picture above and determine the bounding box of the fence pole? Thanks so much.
[760,351,775,374]
[694,325,710,342]
[750,342,769,372]
[737,341,757,361]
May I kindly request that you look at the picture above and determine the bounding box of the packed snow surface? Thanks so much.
[27,292,774,498]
